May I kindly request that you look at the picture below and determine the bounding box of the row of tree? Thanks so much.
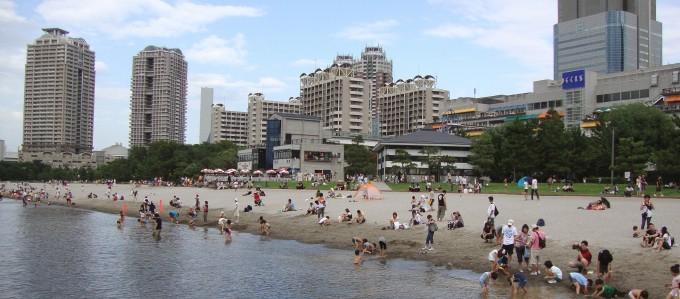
[0,141,240,182]
[469,104,680,182]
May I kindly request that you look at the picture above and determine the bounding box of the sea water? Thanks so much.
[0,201,566,298]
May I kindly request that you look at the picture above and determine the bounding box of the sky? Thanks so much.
[1,0,680,151]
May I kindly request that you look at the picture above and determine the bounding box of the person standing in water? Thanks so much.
[203,200,209,223]
[152,212,162,238]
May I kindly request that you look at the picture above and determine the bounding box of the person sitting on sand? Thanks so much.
[338,208,353,223]
[306,202,316,215]
[318,216,331,226]
[568,240,592,273]
[283,199,296,212]
[389,212,398,229]
[447,211,464,230]
[641,223,660,248]
[481,221,496,242]
[411,210,424,226]
[355,210,366,224]
[655,226,673,252]
[352,237,364,250]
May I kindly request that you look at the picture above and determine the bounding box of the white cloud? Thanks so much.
[659,2,680,63]
[338,19,399,43]
[36,0,263,38]
[424,0,555,77]
[0,0,26,23]
[95,60,109,72]
[188,73,289,110]
[292,58,321,67]
[186,34,247,66]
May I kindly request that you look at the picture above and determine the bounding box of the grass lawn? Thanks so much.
[253,180,341,191]
[385,182,680,198]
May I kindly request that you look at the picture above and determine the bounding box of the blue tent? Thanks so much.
[517,176,528,188]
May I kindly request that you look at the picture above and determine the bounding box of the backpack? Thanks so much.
[537,218,545,227]
[430,223,438,232]
[494,206,499,217]
[537,232,546,249]
[599,249,613,264]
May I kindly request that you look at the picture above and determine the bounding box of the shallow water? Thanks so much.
[0,201,569,298]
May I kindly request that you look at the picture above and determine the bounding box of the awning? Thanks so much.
[466,130,483,137]
[504,114,537,122]
[666,95,680,103]
[538,111,565,119]
[580,120,598,129]
[453,107,476,114]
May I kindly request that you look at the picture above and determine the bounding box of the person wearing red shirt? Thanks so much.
[569,240,592,273]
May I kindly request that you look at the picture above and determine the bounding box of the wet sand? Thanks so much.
[7,183,680,297]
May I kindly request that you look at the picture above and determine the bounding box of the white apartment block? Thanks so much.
[299,66,370,135]
[22,28,95,155]
[211,104,248,146]
[199,87,214,144]
[129,46,187,147]
[247,93,301,146]
[378,75,448,137]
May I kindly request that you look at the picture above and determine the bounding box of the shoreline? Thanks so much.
[3,183,679,297]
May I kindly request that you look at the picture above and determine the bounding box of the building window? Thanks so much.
[673,71,679,84]
[651,74,658,87]
[304,151,333,161]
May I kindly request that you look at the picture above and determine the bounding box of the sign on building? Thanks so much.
[562,70,585,90]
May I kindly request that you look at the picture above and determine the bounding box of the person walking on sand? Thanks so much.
[194,194,200,211]
[531,177,540,200]
[422,215,437,251]
[203,200,209,223]
[640,194,654,230]
[437,191,447,222]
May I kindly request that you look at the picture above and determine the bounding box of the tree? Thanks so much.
[344,144,377,177]
[419,146,441,181]
[533,110,570,178]
[351,134,364,145]
[393,149,412,178]
[469,128,504,178]
[614,137,649,177]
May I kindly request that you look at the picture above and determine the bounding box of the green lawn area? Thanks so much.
[252,180,341,190]
[386,182,680,198]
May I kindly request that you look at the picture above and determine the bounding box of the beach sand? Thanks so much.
[8,182,680,297]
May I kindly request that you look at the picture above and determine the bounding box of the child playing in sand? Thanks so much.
[543,260,562,283]
[628,289,649,299]
[666,264,680,299]
[378,236,387,257]
[319,216,331,226]
[569,272,592,295]
[633,226,641,238]
[593,278,626,298]
[479,271,498,294]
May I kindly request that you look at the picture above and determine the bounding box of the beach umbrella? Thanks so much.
[240,169,250,173]
[516,176,528,188]
[266,169,277,175]
[227,168,237,173]
[279,169,289,175]
[215,168,225,173]
[601,197,611,209]
[253,170,263,175]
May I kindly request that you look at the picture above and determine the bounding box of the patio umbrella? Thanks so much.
[265,169,277,175]
[240,169,250,173]
[252,170,263,175]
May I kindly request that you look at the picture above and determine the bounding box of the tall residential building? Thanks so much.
[0,139,5,161]
[300,65,370,135]
[247,93,302,146]
[378,75,449,137]
[554,0,662,79]
[211,104,248,146]
[333,47,393,136]
[22,28,95,154]
[129,46,187,147]
[199,87,214,144]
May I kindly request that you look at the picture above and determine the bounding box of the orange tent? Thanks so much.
[353,182,384,200]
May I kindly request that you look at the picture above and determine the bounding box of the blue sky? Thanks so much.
[1,0,680,151]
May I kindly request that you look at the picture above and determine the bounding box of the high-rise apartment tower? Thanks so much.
[22,28,95,154]
[129,46,187,147]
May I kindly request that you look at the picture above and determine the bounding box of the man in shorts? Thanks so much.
[529,224,545,275]
[501,219,518,260]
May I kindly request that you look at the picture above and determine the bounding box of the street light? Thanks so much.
[605,120,615,187]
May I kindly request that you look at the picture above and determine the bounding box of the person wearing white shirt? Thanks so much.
[531,178,540,200]
[487,196,497,226]
[501,219,518,258]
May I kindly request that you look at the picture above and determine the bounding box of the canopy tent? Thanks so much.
[353,182,384,200]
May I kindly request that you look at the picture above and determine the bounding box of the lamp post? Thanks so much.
[610,126,615,187]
